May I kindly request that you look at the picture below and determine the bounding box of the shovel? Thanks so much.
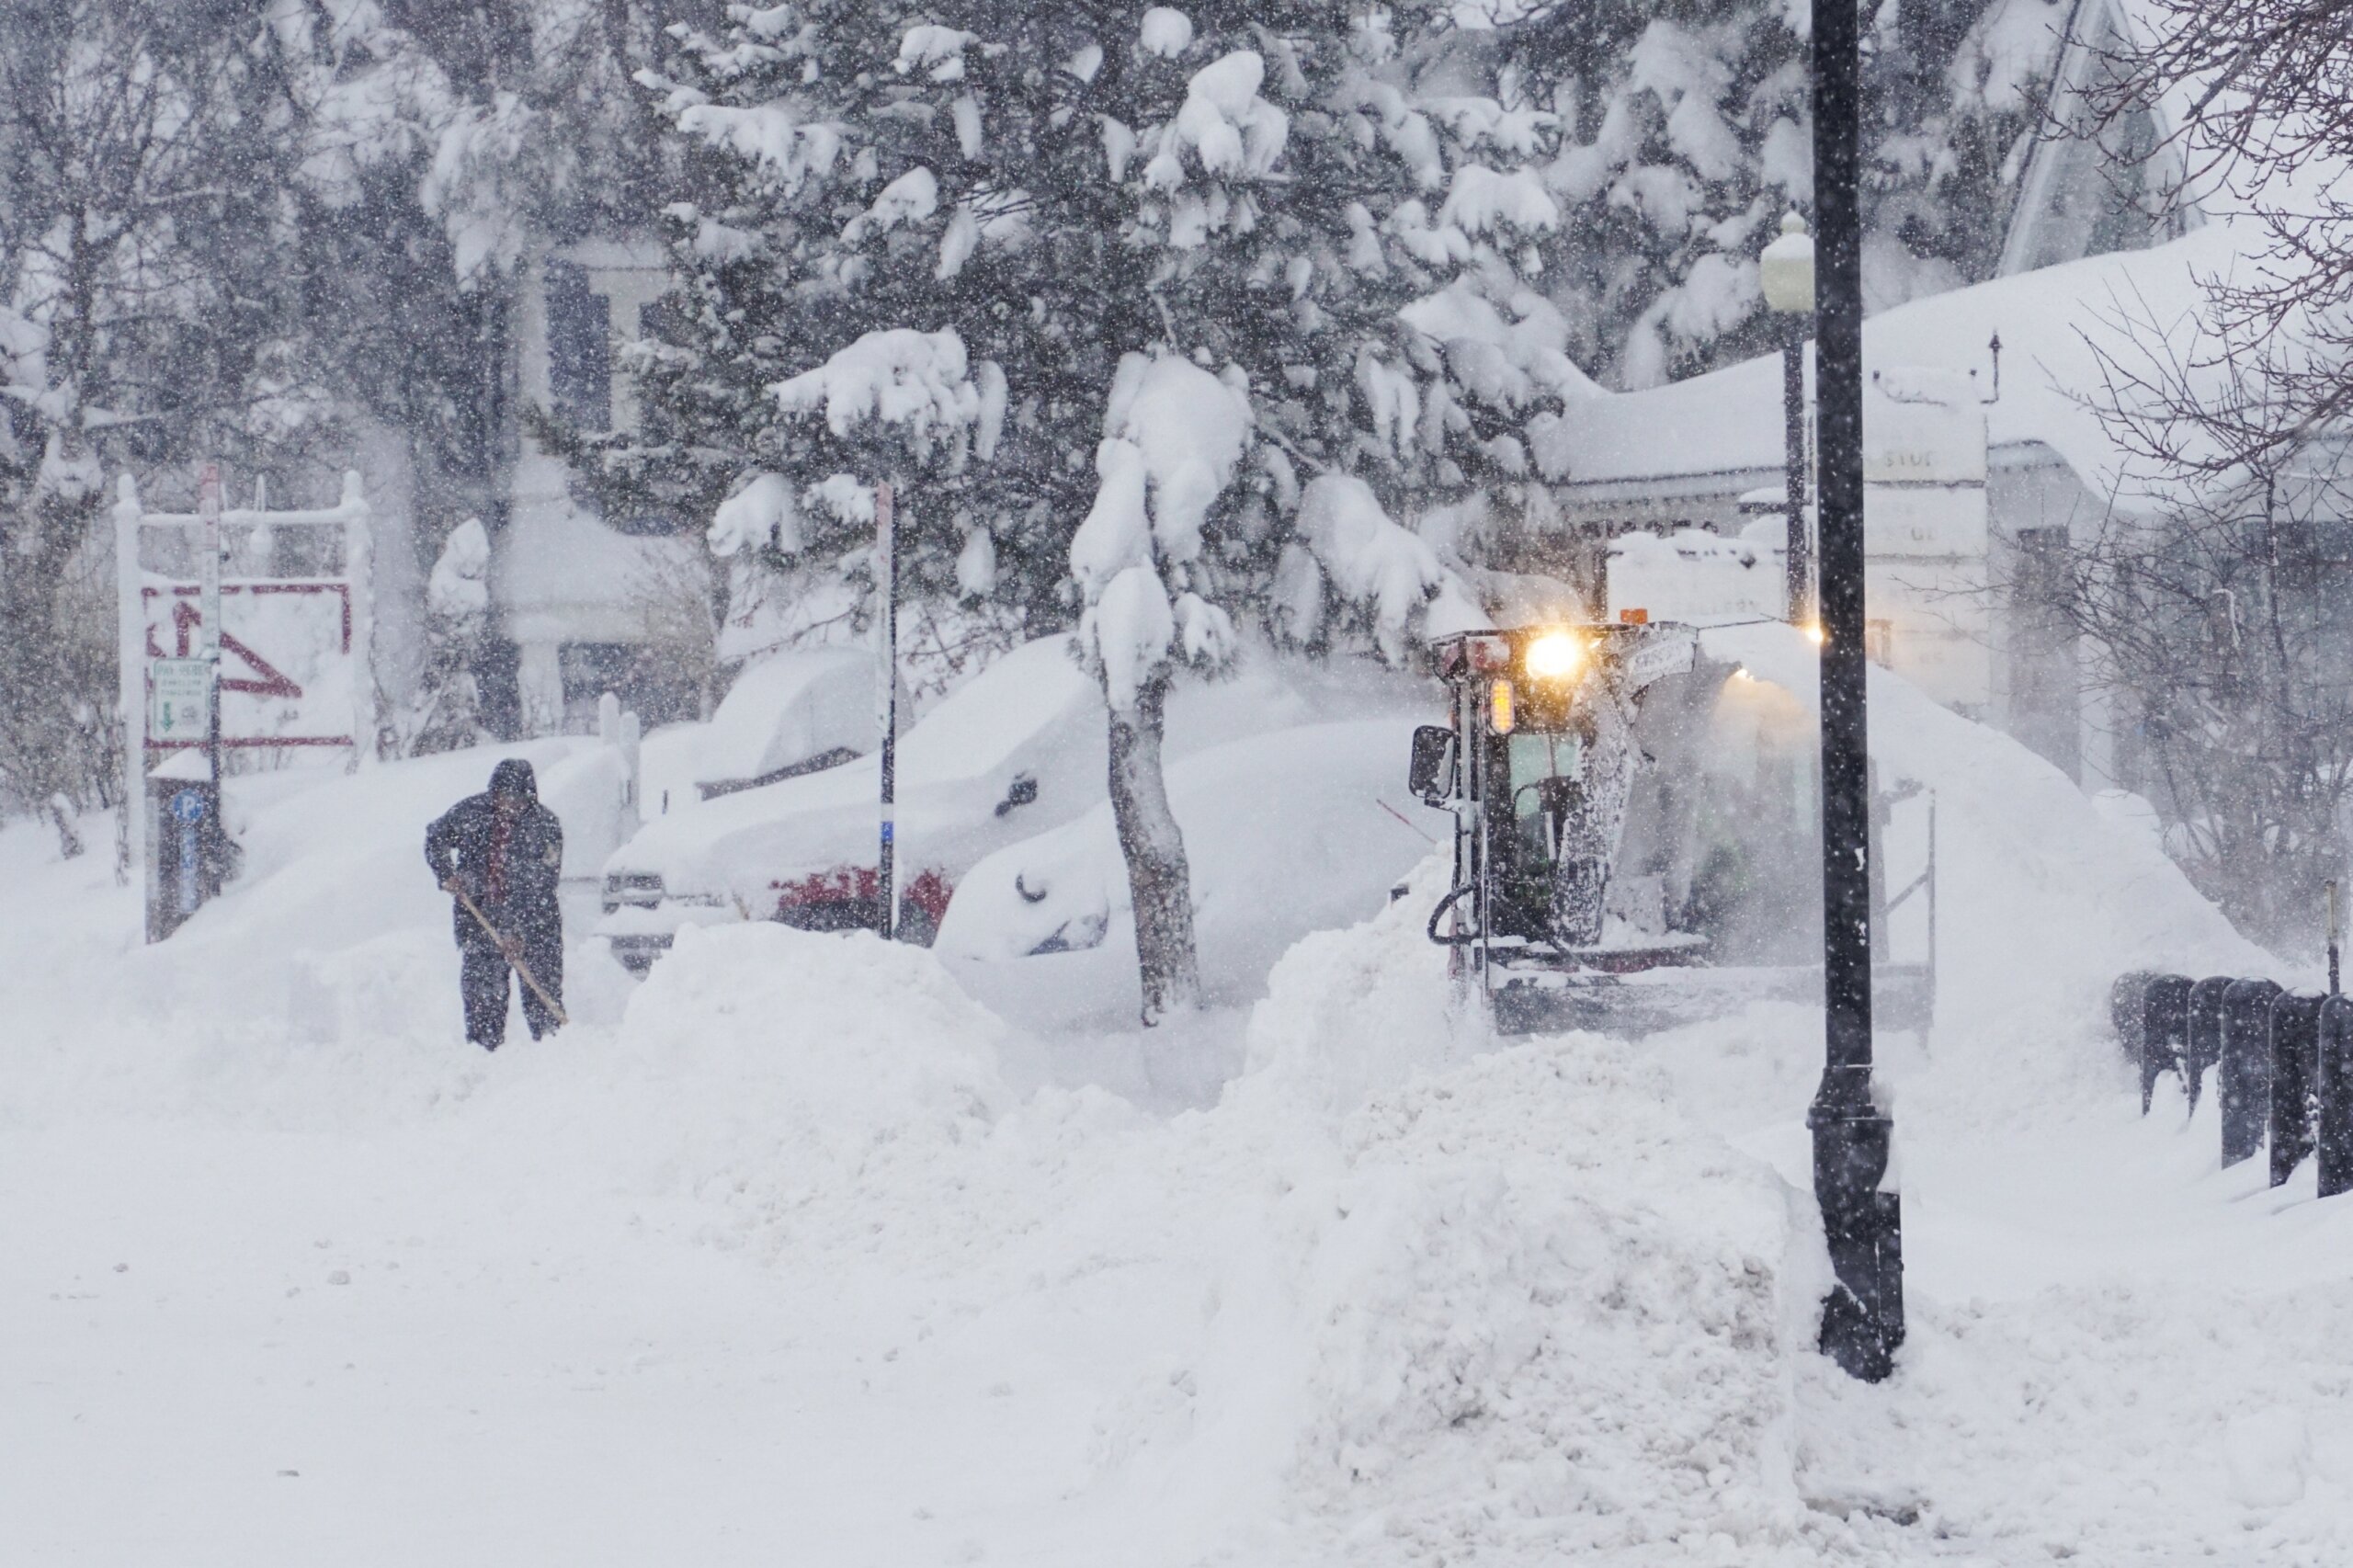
[453,885,570,1028]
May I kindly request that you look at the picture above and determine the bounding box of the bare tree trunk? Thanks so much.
[1107,676,1200,1025]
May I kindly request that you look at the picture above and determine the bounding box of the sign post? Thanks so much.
[876,482,898,941]
[197,461,223,788]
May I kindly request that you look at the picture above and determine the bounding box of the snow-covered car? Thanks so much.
[936,717,1435,1014]
[598,635,1107,972]
[689,644,894,800]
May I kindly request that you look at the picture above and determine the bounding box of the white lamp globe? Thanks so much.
[1760,212,1815,315]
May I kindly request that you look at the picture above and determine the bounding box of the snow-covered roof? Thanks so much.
[1533,222,2244,515]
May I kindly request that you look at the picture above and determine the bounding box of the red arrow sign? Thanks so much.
[147,599,304,700]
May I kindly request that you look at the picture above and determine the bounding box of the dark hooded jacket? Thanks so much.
[425,758,564,947]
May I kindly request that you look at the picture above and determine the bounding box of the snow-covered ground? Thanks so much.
[8,635,2353,1565]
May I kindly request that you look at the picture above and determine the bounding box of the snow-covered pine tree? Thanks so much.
[1479,0,2063,387]
[617,4,1587,1017]
[0,1,327,833]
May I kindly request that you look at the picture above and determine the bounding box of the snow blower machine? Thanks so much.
[1408,621,1933,1036]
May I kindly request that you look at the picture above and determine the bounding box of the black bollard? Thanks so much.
[2319,995,2353,1199]
[2140,975,2193,1114]
[2220,979,2282,1167]
[2111,971,2154,1062]
[2268,993,2325,1188]
[2186,976,2236,1113]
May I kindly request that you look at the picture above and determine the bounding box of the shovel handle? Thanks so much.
[454,886,571,1028]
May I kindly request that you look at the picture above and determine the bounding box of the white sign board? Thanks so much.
[1866,483,1989,559]
[149,658,212,744]
[1866,403,1988,486]
[140,581,357,753]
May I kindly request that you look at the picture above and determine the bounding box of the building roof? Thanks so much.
[1531,222,2244,516]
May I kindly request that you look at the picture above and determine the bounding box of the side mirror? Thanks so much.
[1407,725,1458,806]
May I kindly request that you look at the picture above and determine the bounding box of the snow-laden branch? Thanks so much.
[1069,354,1251,710]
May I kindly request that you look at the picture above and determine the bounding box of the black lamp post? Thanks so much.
[1809,0,1904,1381]
[1760,213,1814,623]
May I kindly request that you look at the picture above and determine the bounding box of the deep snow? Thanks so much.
[7,632,2352,1566]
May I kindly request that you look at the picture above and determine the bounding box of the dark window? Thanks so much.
[2009,528,2082,781]
[559,642,703,731]
[545,261,611,432]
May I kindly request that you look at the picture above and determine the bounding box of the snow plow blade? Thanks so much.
[1487,962,1934,1038]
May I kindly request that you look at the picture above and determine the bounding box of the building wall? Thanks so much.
[495,239,710,737]
[1518,438,2124,790]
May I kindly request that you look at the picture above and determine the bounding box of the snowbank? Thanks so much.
[555,923,1017,1233]
[1704,621,2275,1120]
[9,622,2345,1566]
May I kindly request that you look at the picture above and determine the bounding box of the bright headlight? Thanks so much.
[1523,631,1584,680]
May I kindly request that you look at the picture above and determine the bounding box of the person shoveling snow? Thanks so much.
[425,758,567,1050]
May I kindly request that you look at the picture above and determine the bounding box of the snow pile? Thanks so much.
[1606,527,1783,626]
[1026,870,1829,1565]
[1704,622,2273,1111]
[1235,849,1461,1118]
[572,923,1016,1231]
[1266,1039,1815,1562]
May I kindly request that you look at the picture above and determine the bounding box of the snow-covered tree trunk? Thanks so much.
[1071,354,1248,1023]
[1106,674,1200,1022]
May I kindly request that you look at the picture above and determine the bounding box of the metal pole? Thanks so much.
[2328,879,2340,996]
[876,481,898,941]
[113,478,146,916]
[1784,328,1812,623]
[1808,0,1903,1381]
[198,461,222,792]
[197,461,225,917]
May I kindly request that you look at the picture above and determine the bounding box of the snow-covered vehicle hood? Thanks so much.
[604,635,1107,909]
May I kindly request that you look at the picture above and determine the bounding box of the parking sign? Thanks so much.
[151,658,212,742]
